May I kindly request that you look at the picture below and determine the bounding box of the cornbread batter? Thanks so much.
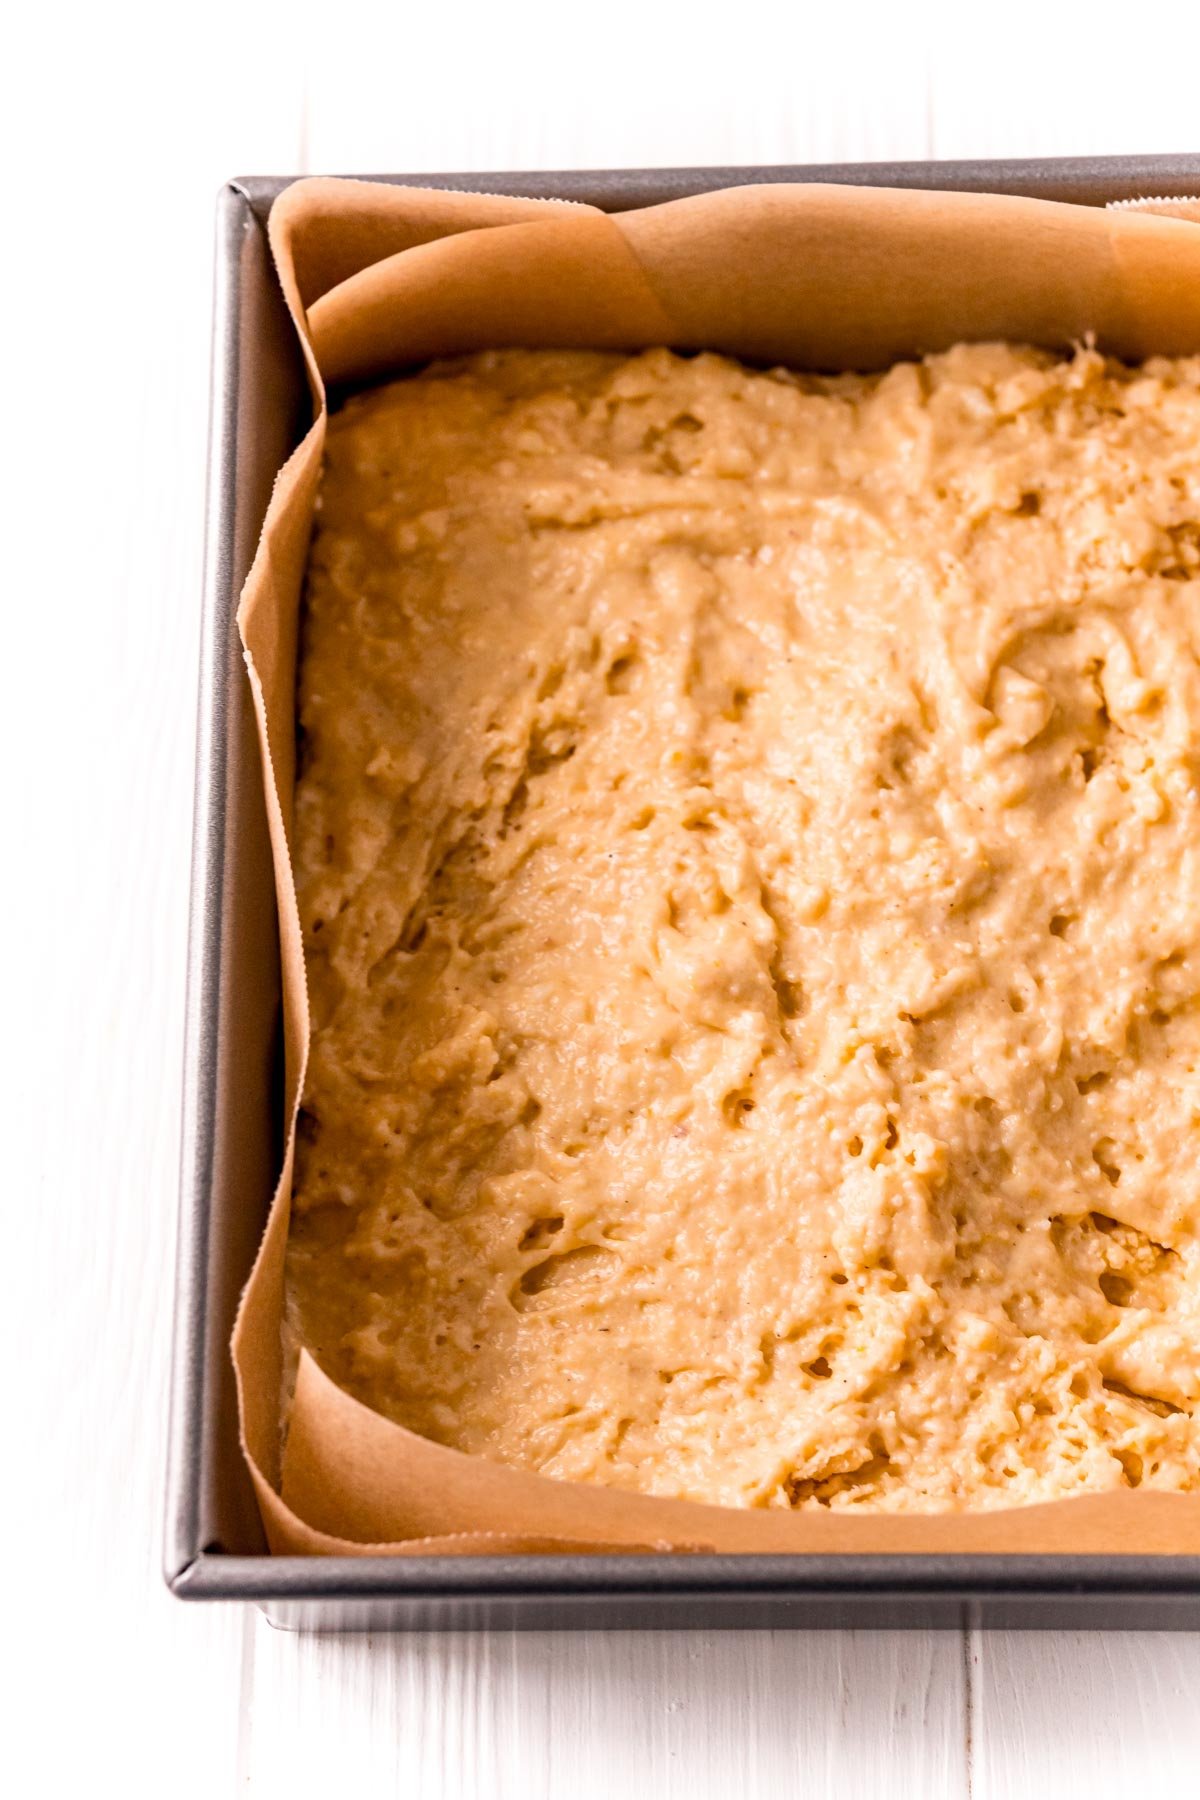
[288,344,1200,1512]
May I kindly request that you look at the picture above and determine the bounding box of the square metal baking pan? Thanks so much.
[166,155,1200,1631]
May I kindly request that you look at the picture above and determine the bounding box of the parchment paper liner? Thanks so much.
[232,176,1200,1556]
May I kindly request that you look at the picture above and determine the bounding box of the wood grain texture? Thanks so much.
[10,0,1200,1793]
[9,4,302,1794]
[972,1631,1200,1799]
[245,1627,967,1799]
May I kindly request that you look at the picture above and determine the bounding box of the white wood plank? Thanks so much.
[8,3,304,1794]
[300,0,934,174]
[972,1630,1200,1800]
[244,1623,968,1800]
[926,0,1200,161]
[301,0,1200,180]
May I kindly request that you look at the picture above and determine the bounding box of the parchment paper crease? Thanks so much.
[232,176,1200,1556]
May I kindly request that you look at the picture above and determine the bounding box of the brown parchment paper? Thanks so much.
[233,176,1200,1557]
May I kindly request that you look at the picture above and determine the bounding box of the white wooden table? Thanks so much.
[12,2,1200,1792]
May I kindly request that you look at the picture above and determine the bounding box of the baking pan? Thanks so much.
[166,155,1200,1630]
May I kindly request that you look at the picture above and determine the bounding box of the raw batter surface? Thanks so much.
[288,344,1200,1512]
